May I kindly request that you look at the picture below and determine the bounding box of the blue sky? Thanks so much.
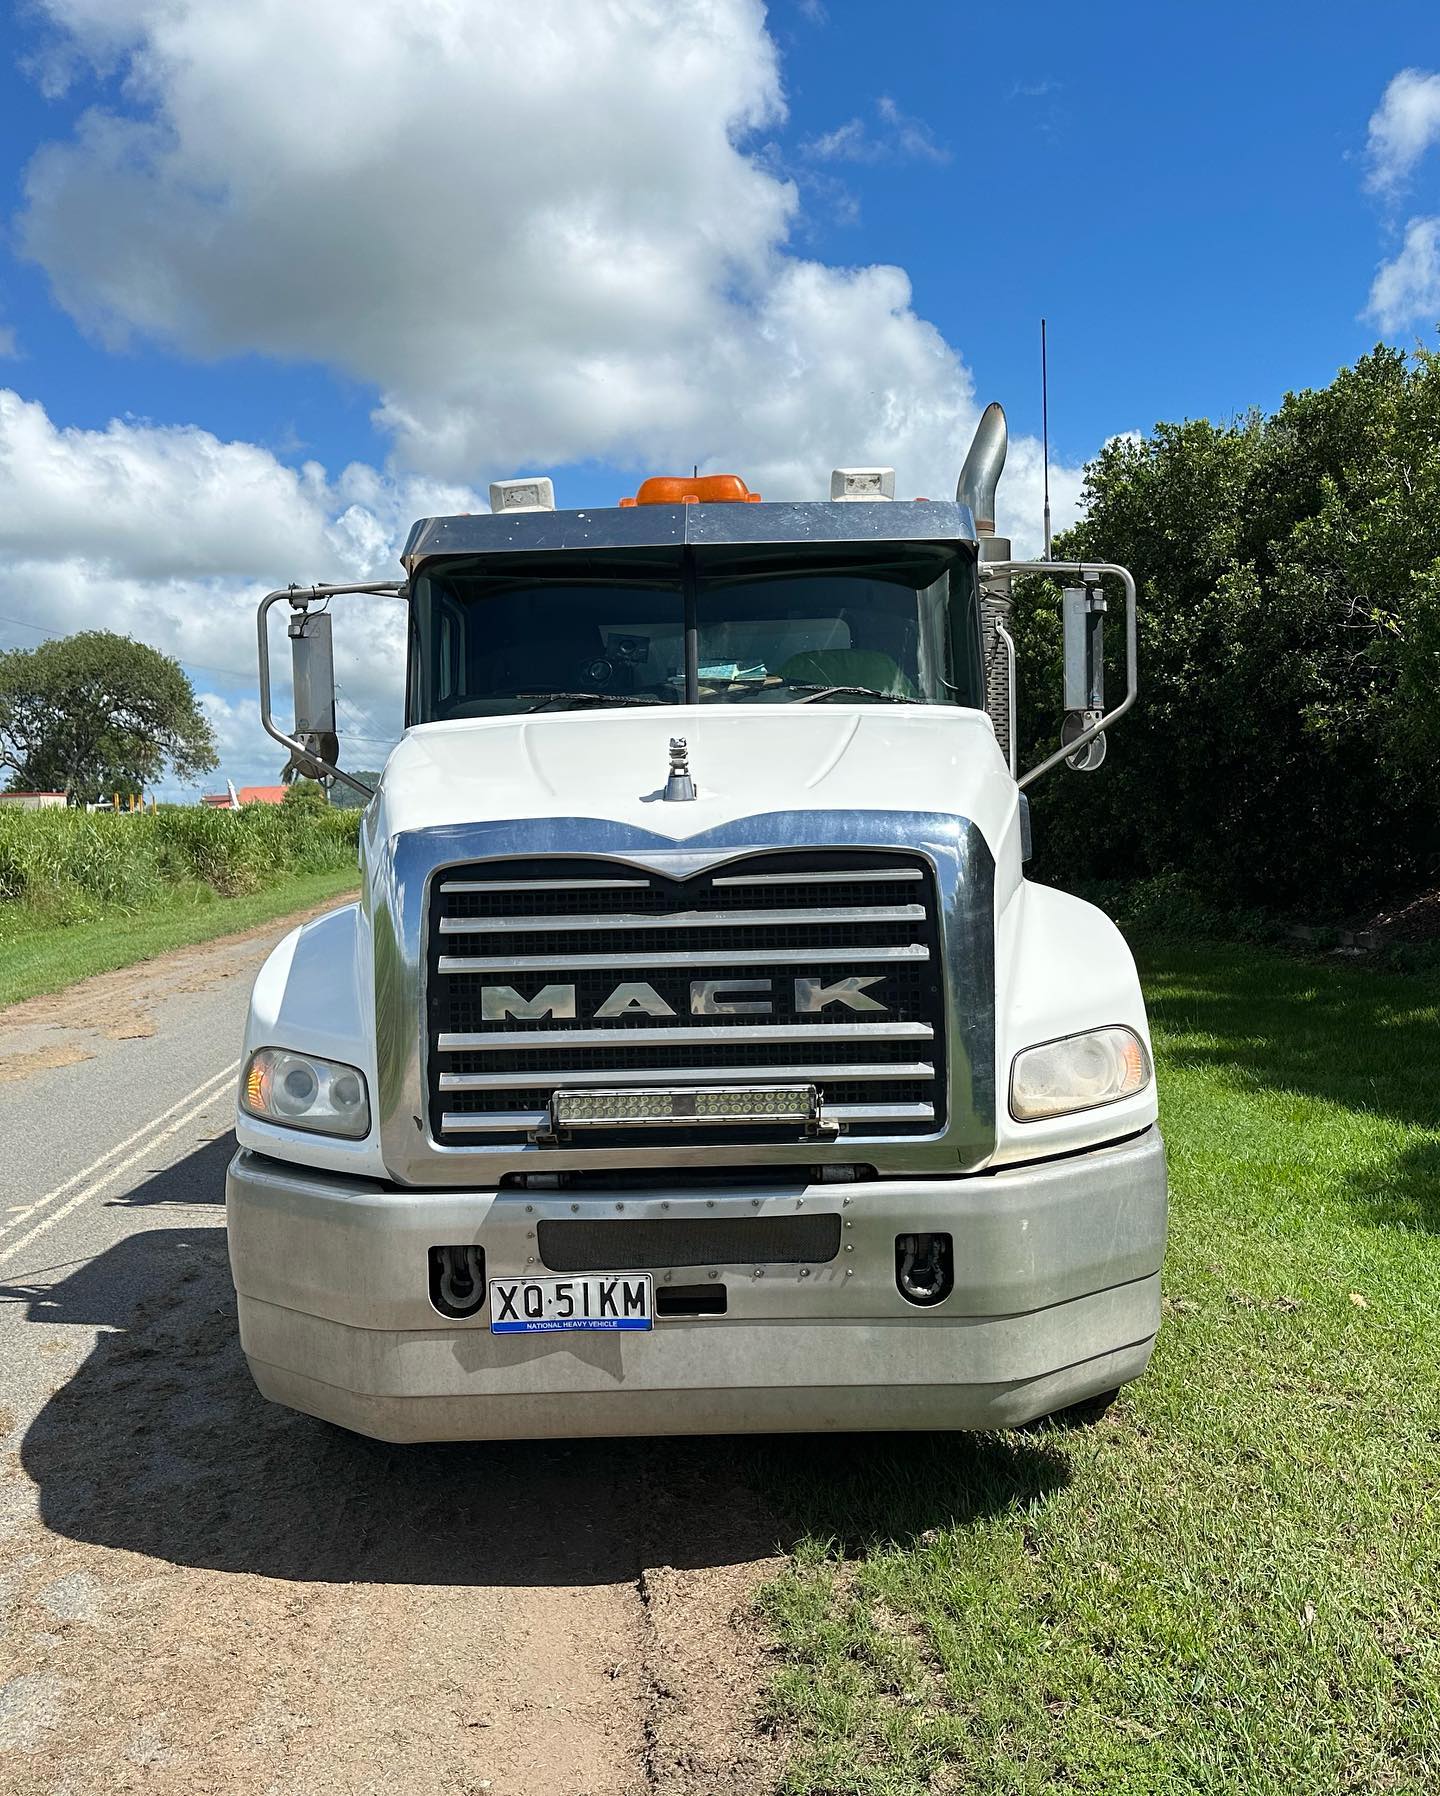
[0,0,1437,788]
[786,1,1440,457]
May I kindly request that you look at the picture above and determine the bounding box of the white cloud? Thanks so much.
[0,390,479,791]
[874,95,950,165]
[20,0,790,477]
[15,0,1059,515]
[805,118,871,162]
[1365,215,1440,333]
[803,95,949,167]
[0,389,332,579]
[1365,68,1440,193]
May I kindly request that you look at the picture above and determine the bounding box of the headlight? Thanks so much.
[242,1048,371,1138]
[1009,1026,1151,1122]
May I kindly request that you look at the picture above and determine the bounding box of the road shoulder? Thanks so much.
[0,890,358,1070]
[0,871,361,1010]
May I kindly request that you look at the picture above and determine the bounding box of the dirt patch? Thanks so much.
[104,1015,158,1041]
[0,894,356,1065]
[0,1043,94,1085]
[639,1555,785,1795]
[4,1219,788,1796]
[1363,888,1440,945]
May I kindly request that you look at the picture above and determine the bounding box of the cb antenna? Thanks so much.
[1041,317,1052,560]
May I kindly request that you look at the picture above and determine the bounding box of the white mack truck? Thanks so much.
[227,404,1166,1441]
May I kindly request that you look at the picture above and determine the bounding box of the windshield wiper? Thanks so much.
[787,684,915,705]
[517,691,664,712]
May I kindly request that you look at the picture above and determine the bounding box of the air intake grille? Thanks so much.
[537,1213,842,1272]
[425,850,946,1147]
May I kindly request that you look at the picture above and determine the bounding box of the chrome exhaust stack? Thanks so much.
[957,401,1008,537]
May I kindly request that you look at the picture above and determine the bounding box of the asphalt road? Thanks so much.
[0,913,783,1796]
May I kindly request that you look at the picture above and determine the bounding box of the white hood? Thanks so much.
[371,704,1020,857]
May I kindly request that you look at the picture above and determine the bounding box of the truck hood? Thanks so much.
[370,704,1019,854]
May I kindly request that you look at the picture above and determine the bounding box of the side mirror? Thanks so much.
[978,556,1135,791]
[257,582,403,801]
[1061,584,1106,772]
[287,609,340,780]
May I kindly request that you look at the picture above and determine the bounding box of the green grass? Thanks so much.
[0,803,363,1005]
[0,803,360,919]
[0,868,361,1007]
[756,941,1440,1794]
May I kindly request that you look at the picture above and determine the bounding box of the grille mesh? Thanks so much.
[537,1214,842,1271]
[426,850,945,1146]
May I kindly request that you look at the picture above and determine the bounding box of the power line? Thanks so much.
[0,611,255,683]
[0,611,53,637]
[335,684,393,739]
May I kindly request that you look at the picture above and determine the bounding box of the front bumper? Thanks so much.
[226,1127,1167,1442]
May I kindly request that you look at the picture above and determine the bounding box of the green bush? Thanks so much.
[281,779,331,813]
[1070,874,1279,945]
[0,804,359,928]
[1015,343,1440,919]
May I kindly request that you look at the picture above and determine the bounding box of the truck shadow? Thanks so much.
[104,1130,233,1206]
[13,1144,1070,1587]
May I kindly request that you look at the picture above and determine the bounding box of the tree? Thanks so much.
[329,772,383,810]
[0,631,217,803]
[281,778,331,812]
[1014,343,1440,915]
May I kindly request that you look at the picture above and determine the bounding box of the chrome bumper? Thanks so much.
[225,1128,1167,1442]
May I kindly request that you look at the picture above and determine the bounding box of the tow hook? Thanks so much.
[895,1232,953,1307]
[429,1244,487,1319]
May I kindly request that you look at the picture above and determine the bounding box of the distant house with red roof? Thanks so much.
[201,783,289,809]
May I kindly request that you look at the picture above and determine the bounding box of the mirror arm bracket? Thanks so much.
[257,583,405,800]
[977,560,1138,790]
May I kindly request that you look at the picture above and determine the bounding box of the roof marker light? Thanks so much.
[619,474,761,507]
[831,468,896,502]
[490,477,556,514]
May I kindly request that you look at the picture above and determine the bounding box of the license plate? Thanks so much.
[488,1273,654,1334]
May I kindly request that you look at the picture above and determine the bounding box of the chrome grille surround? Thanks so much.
[369,810,995,1185]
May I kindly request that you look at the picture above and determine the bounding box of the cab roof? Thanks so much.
[400,498,977,573]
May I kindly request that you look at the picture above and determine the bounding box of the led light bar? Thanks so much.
[551,1084,819,1130]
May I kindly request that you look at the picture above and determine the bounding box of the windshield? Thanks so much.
[407,542,982,722]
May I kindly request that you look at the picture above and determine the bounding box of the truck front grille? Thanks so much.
[425,850,946,1147]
